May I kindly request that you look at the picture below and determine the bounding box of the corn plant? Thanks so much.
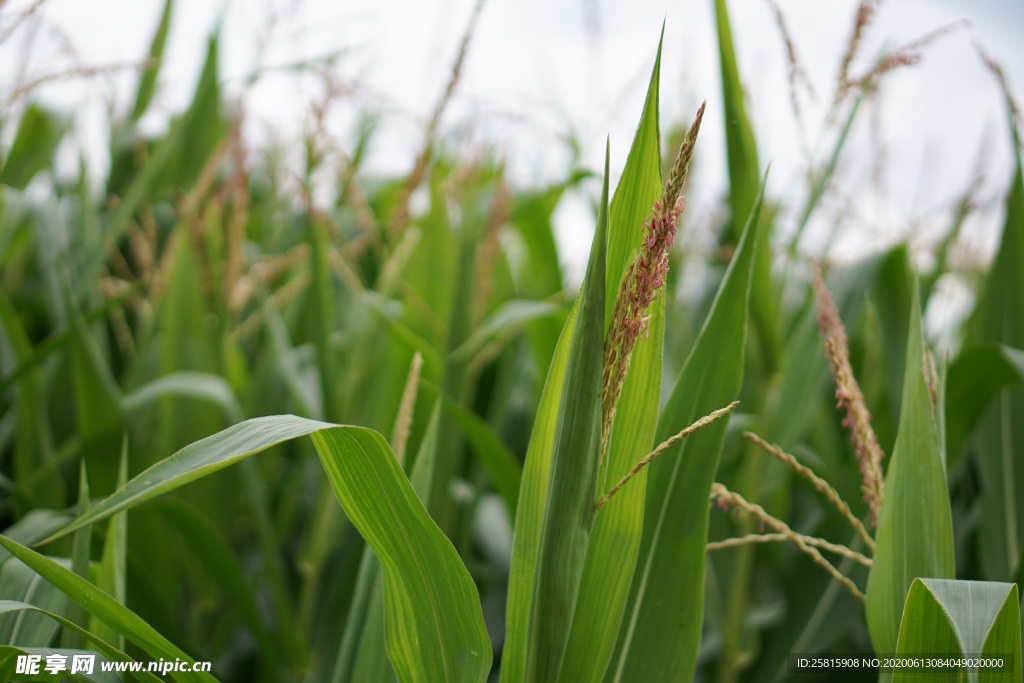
[1,1,1023,682]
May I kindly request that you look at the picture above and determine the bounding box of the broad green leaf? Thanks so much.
[500,301,578,683]
[350,402,442,683]
[312,426,491,683]
[0,601,164,683]
[89,440,128,651]
[968,127,1024,582]
[893,579,1020,683]
[123,371,244,424]
[713,0,777,371]
[131,0,174,121]
[866,281,956,655]
[0,104,67,190]
[40,415,491,683]
[605,172,765,683]
[420,380,522,514]
[525,143,608,683]
[945,342,1024,468]
[560,35,664,683]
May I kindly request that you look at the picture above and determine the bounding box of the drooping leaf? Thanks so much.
[39,415,491,683]
[560,34,664,683]
[865,280,956,655]
[604,172,765,683]
[122,371,244,425]
[893,579,1020,683]
[349,402,442,683]
[0,602,164,683]
[525,143,608,683]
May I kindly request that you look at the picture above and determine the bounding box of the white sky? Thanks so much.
[1,0,1022,333]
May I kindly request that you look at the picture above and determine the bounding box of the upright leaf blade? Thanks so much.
[526,143,609,683]
[865,281,956,655]
[560,36,664,683]
[968,127,1024,581]
[501,302,578,683]
[132,0,174,121]
[89,440,129,651]
[713,0,777,370]
[605,174,765,683]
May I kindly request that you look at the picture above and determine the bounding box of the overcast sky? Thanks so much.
[1,0,1022,314]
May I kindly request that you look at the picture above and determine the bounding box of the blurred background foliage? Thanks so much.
[0,0,1021,681]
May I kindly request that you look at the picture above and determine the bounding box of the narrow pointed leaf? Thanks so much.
[713,0,777,370]
[89,440,128,651]
[0,104,67,190]
[605,172,765,683]
[560,35,664,683]
[131,0,174,121]
[501,301,578,683]
[525,144,609,683]
[968,131,1024,581]
[866,281,956,655]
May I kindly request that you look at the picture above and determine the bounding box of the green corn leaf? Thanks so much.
[89,439,129,652]
[500,301,578,683]
[602,29,662,329]
[62,461,91,650]
[0,558,68,647]
[131,0,174,121]
[967,126,1024,582]
[0,602,165,683]
[893,579,1020,683]
[605,171,765,683]
[0,547,216,683]
[0,104,67,190]
[38,415,491,683]
[350,402,442,683]
[525,142,608,683]
[713,0,777,371]
[0,511,73,566]
[945,342,1024,468]
[560,34,664,683]
[866,280,956,655]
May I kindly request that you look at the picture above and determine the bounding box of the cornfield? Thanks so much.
[0,1,1022,682]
